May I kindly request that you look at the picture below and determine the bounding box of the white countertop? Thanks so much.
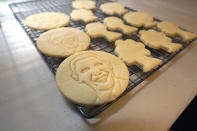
[0,0,197,131]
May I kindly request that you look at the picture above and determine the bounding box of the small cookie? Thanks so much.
[56,51,129,105]
[139,29,182,53]
[123,12,156,28]
[115,39,162,72]
[70,9,98,23]
[37,27,90,57]
[72,0,96,10]
[25,12,69,30]
[100,2,127,15]
[85,22,122,42]
[157,21,197,42]
[104,17,137,35]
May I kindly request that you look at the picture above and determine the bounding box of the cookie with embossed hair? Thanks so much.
[56,51,129,105]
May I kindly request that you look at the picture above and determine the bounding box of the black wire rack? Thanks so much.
[9,0,196,118]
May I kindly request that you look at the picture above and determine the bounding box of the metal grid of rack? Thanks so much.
[9,0,196,118]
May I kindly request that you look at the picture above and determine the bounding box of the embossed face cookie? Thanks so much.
[157,21,197,42]
[104,17,137,35]
[25,12,69,30]
[36,27,90,57]
[139,29,182,53]
[100,2,127,15]
[70,9,98,23]
[56,51,129,105]
[72,0,96,10]
[123,12,156,28]
[85,22,122,42]
[115,39,162,72]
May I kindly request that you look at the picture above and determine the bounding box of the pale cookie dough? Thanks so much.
[115,39,162,72]
[56,51,129,105]
[100,2,127,15]
[139,29,182,53]
[157,21,197,42]
[123,12,156,28]
[72,0,96,10]
[70,9,98,23]
[25,12,69,30]
[85,22,122,42]
[104,17,137,35]
[37,27,90,57]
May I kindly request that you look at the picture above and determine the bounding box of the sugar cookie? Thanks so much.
[115,39,162,72]
[72,0,96,10]
[139,29,182,53]
[37,27,90,57]
[85,22,122,42]
[56,51,129,105]
[104,17,137,35]
[25,12,69,30]
[123,12,156,28]
[157,21,197,42]
[70,9,98,23]
[100,2,127,15]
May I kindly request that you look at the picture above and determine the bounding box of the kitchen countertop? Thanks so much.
[0,0,197,131]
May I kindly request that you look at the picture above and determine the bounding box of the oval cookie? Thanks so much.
[123,12,156,28]
[25,12,69,30]
[56,51,129,105]
[100,2,127,15]
[37,27,90,57]
[72,0,96,10]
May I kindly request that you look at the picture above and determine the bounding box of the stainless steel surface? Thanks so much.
[0,0,197,131]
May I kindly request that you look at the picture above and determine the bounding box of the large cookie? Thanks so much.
[104,17,137,35]
[72,0,96,10]
[157,21,197,42]
[123,12,156,28]
[25,12,69,30]
[100,2,127,15]
[70,9,98,23]
[85,22,122,42]
[37,27,90,57]
[139,29,182,53]
[115,39,162,72]
[56,51,129,105]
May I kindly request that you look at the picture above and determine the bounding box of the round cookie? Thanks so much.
[72,0,96,10]
[123,12,156,28]
[100,2,127,15]
[37,27,90,57]
[25,12,69,30]
[56,51,129,105]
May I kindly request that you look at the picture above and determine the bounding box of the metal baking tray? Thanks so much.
[9,0,196,118]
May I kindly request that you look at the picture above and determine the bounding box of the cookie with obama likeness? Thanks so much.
[56,51,129,105]
[37,27,90,57]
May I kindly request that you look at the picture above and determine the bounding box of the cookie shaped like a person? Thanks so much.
[139,29,182,53]
[100,2,127,15]
[104,17,137,35]
[72,0,96,10]
[157,21,197,42]
[123,12,156,28]
[115,39,162,72]
[70,9,98,23]
[56,51,129,105]
[85,22,122,42]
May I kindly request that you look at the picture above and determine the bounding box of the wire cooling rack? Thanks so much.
[9,0,196,118]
